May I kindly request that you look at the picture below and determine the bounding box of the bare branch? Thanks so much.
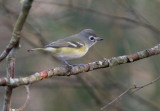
[101,75,160,110]
[101,88,130,110]
[2,48,16,111]
[36,0,160,35]
[0,0,34,62]
[2,1,34,111]
[0,43,160,87]
[132,75,160,93]
[2,87,13,111]
[10,85,30,111]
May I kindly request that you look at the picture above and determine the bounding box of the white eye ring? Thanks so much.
[89,36,95,42]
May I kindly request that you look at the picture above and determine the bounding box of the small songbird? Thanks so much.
[28,29,103,65]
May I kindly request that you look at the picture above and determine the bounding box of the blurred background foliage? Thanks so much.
[0,0,160,111]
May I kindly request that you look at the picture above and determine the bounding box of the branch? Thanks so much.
[2,1,34,111]
[0,0,34,62]
[101,88,130,110]
[36,1,160,35]
[100,75,160,110]
[0,43,160,87]
[10,85,30,111]
[2,48,16,111]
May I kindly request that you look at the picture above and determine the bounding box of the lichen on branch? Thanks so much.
[1,43,160,87]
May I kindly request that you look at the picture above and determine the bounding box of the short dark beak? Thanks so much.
[95,37,103,41]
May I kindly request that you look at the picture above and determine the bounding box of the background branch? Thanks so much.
[0,0,34,62]
[101,74,160,110]
[36,0,160,35]
[10,85,30,111]
[2,47,17,111]
[1,0,34,111]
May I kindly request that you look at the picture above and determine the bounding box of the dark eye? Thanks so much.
[89,36,95,41]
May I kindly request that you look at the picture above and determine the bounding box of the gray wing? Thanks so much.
[44,34,85,48]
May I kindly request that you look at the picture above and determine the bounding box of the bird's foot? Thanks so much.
[62,64,85,76]
[62,63,74,76]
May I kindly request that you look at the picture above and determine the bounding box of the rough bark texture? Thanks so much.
[0,0,33,62]
[2,1,34,111]
[1,43,160,87]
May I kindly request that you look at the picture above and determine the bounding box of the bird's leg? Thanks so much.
[63,60,71,66]
[60,58,71,66]
[62,59,84,67]
[60,57,84,71]
[60,57,74,73]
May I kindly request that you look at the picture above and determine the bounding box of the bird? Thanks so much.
[28,29,103,66]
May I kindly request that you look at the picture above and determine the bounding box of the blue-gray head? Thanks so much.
[79,29,103,47]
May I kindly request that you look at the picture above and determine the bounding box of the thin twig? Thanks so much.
[10,85,30,111]
[2,0,34,111]
[113,0,150,23]
[132,75,160,93]
[0,0,34,62]
[1,3,61,63]
[36,0,160,35]
[101,75,160,110]
[18,85,30,111]
[101,88,130,110]
[2,49,16,111]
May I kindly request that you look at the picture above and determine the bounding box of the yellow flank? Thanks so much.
[56,46,88,55]
[50,46,88,60]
